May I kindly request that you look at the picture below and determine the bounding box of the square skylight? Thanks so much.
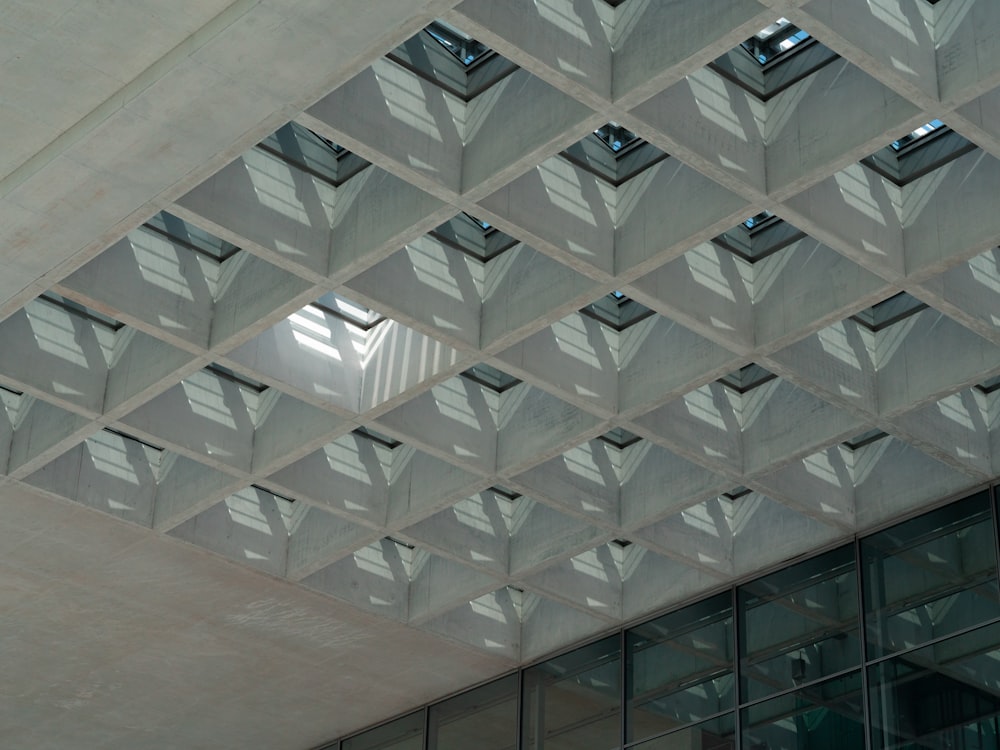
[581,293,656,331]
[562,125,667,186]
[429,213,518,263]
[38,292,124,331]
[719,364,776,393]
[144,211,241,262]
[389,21,517,101]
[312,292,385,330]
[257,122,368,187]
[461,364,521,393]
[425,20,493,66]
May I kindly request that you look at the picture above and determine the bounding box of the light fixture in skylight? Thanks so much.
[891,119,945,151]
[426,20,492,65]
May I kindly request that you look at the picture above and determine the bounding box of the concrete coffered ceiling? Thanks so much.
[3,0,1000,748]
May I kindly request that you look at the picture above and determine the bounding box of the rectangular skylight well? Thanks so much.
[353,425,402,449]
[580,294,656,331]
[102,427,164,453]
[205,363,269,393]
[312,292,386,330]
[425,20,493,66]
[461,364,522,393]
[843,429,888,451]
[428,213,518,263]
[851,292,928,332]
[38,292,125,331]
[257,122,368,187]
[597,427,642,450]
[251,484,297,504]
[143,211,241,263]
[719,364,777,393]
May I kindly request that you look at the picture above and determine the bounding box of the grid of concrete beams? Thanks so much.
[5,0,1000,712]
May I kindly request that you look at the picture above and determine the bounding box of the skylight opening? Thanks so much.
[580,294,656,331]
[38,292,124,331]
[974,375,1000,395]
[102,427,164,453]
[719,364,777,394]
[561,126,667,186]
[312,292,386,330]
[205,363,269,393]
[842,429,888,451]
[593,123,640,154]
[251,484,297,504]
[461,364,521,393]
[891,119,945,152]
[389,23,517,102]
[597,427,642,450]
[143,211,241,263]
[353,425,402,449]
[491,485,522,500]
[257,122,368,187]
[741,18,812,65]
[713,215,805,263]
[428,214,517,264]
[850,292,928,332]
[425,20,493,66]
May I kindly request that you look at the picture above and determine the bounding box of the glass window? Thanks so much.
[741,671,865,750]
[343,710,424,750]
[428,674,517,750]
[631,713,735,750]
[739,545,861,702]
[861,491,1000,659]
[868,621,1000,750]
[627,593,734,744]
[523,635,621,750]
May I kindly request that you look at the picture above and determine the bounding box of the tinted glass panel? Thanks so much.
[428,674,516,750]
[524,635,621,750]
[344,711,424,750]
[631,713,735,750]
[862,491,1000,658]
[741,671,865,750]
[869,621,1000,750]
[740,545,860,701]
[627,593,733,743]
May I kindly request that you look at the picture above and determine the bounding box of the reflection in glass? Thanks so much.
[869,622,1000,750]
[740,546,860,702]
[428,674,516,750]
[862,492,1000,659]
[632,713,735,750]
[627,593,734,743]
[343,710,423,750]
[742,671,865,750]
[523,635,621,750]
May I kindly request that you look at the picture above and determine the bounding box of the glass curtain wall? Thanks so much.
[334,487,1000,750]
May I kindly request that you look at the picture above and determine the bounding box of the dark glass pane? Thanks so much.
[344,710,423,750]
[869,621,1000,750]
[740,545,861,701]
[741,671,865,750]
[429,674,516,750]
[630,713,735,750]
[627,593,734,743]
[861,491,1000,659]
[523,635,621,750]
